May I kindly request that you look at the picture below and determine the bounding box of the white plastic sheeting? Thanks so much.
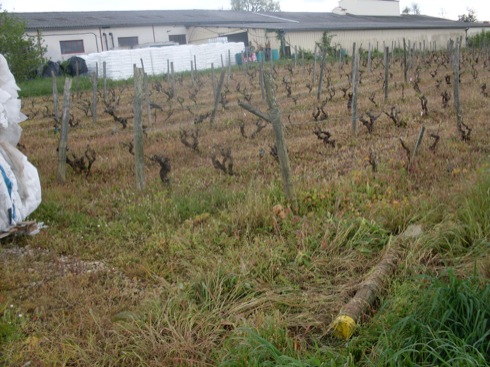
[0,54,42,232]
[83,42,245,80]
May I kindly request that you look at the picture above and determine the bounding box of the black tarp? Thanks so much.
[41,61,61,77]
[64,56,88,76]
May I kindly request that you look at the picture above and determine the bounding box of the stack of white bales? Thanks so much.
[0,54,42,232]
[83,42,245,80]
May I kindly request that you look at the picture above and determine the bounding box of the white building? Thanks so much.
[333,0,400,16]
[13,7,489,62]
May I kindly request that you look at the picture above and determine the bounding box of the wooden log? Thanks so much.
[332,241,400,339]
[331,225,423,340]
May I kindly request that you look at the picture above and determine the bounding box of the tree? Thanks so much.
[0,11,45,82]
[458,8,477,22]
[402,2,421,15]
[231,0,280,12]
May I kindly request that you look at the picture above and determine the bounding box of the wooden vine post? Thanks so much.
[302,50,306,77]
[317,48,328,101]
[144,71,151,126]
[51,71,59,124]
[351,50,360,134]
[91,70,97,123]
[264,71,298,211]
[57,78,72,184]
[133,67,146,191]
[312,44,317,86]
[367,43,372,73]
[350,42,356,82]
[227,49,231,85]
[210,68,226,127]
[75,61,80,97]
[211,63,217,100]
[170,62,175,96]
[403,38,408,84]
[410,126,425,169]
[103,61,107,102]
[191,60,195,84]
[259,56,265,100]
[453,40,463,130]
[384,46,389,102]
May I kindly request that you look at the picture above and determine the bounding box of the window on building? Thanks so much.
[169,34,187,45]
[118,37,139,48]
[60,40,84,54]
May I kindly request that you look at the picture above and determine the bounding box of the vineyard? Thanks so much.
[1,43,490,366]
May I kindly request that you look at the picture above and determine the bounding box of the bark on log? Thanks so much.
[331,225,422,339]
[332,241,400,339]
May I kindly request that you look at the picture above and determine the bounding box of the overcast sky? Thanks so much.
[1,0,488,21]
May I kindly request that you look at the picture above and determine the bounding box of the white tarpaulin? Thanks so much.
[0,54,42,232]
[82,42,245,80]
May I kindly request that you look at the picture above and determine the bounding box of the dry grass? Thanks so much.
[1,49,489,366]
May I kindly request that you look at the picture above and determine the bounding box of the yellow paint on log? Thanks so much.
[332,315,356,340]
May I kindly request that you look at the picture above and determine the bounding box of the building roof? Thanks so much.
[237,13,487,31]
[16,10,279,30]
[13,9,489,32]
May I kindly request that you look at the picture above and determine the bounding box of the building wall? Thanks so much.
[28,22,471,62]
[190,26,468,56]
[281,28,467,55]
[188,27,249,45]
[27,25,187,61]
[467,27,489,37]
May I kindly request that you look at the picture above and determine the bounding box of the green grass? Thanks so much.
[0,303,26,365]
[4,49,490,366]
[358,271,490,366]
[420,171,490,258]
[19,75,135,98]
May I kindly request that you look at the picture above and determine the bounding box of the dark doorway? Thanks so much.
[225,31,249,47]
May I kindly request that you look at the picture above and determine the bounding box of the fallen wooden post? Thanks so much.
[331,225,422,339]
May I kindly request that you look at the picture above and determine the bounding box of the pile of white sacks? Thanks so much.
[0,54,41,232]
[83,42,245,80]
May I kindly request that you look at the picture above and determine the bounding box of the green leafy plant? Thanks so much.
[467,30,490,48]
[0,11,46,82]
[364,271,490,366]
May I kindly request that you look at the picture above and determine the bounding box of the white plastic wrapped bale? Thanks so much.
[0,54,42,232]
[83,42,245,80]
[0,55,26,146]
